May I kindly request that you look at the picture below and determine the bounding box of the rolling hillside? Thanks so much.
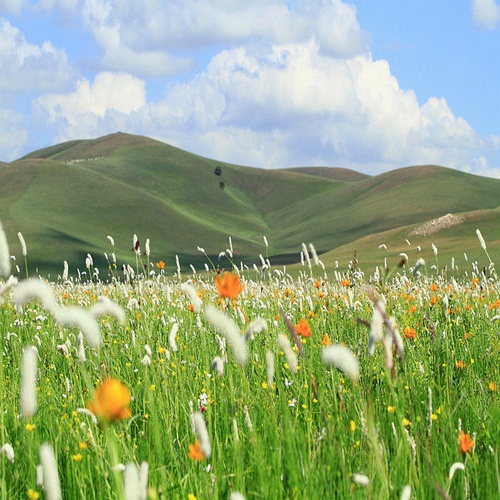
[1,132,499,277]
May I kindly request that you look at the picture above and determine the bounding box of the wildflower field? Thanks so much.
[0,228,499,499]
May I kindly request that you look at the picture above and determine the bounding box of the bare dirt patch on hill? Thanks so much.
[410,213,466,236]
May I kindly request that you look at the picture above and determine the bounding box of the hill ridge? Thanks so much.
[0,132,498,275]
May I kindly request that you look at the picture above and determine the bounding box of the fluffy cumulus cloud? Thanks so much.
[36,72,146,141]
[0,19,72,91]
[133,41,492,173]
[472,0,500,29]
[0,0,498,175]
[78,0,368,76]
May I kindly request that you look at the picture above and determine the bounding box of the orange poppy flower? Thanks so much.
[215,272,244,299]
[294,318,312,338]
[87,378,131,422]
[341,279,351,287]
[458,431,474,454]
[188,440,206,460]
[156,261,165,270]
[403,326,417,339]
[321,334,332,346]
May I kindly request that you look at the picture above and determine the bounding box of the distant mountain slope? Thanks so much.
[283,166,370,182]
[1,132,499,276]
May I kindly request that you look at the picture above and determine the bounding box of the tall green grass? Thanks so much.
[0,234,499,499]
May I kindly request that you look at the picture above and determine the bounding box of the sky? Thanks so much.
[0,0,499,177]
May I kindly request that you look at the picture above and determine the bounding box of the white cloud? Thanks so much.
[78,0,368,76]
[0,0,25,15]
[34,39,499,176]
[125,41,493,174]
[36,71,146,128]
[0,19,73,91]
[472,0,500,29]
[0,106,27,160]
[5,1,494,177]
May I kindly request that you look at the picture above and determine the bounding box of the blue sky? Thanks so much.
[0,0,499,177]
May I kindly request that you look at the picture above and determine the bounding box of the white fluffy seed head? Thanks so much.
[204,305,247,365]
[17,232,27,256]
[124,463,141,500]
[476,229,487,251]
[39,443,61,500]
[277,334,298,374]
[352,473,369,486]
[400,485,411,500]
[13,279,58,315]
[20,346,38,418]
[169,323,179,352]
[0,220,11,278]
[266,350,275,387]
[449,462,465,482]
[244,317,268,342]
[0,443,14,463]
[90,296,126,325]
[55,307,102,348]
[211,356,224,376]
[321,345,360,380]
[179,283,203,313]
[193,412,211,459]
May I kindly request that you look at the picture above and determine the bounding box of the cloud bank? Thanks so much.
[0,0,499,177]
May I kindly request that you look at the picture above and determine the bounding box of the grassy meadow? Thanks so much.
[2,132,500,276]
[0,229,499,499]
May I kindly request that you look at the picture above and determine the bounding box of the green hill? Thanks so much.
[1,132,499,278]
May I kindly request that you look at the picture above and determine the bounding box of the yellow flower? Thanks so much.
[25,423,35,432]
[321,334,332,346]
[188,495,197,500]
[27,489,40,500]
[261,381,268,389]
[72,453,83,462]
[402,418,410,427]
[349,420,356,432]
[78,441,87,450]
[387,406,396,413]
[87,378,131,422]
[489,381,498,392]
